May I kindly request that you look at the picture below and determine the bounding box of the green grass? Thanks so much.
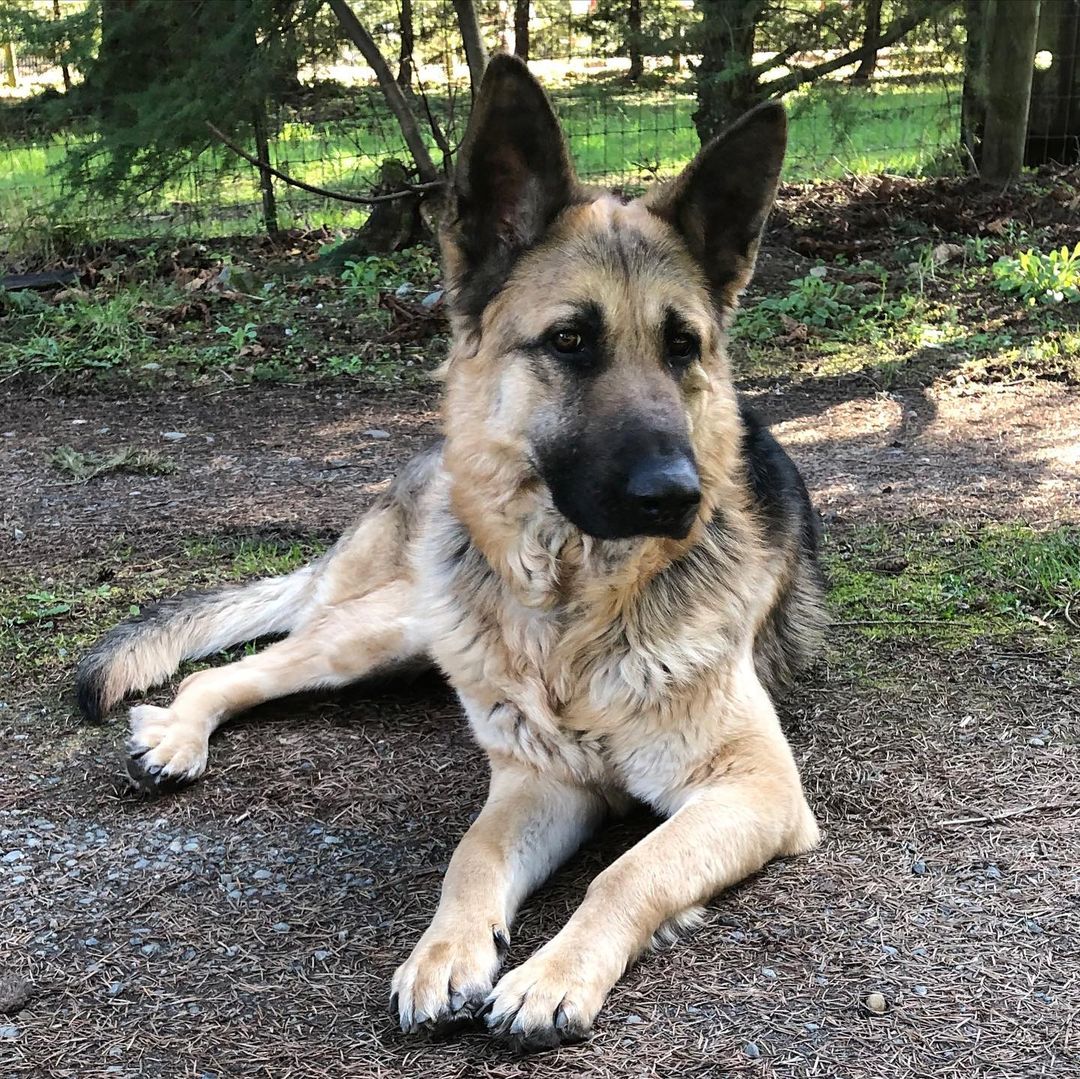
[0,243,446,388]
[0,78,960,242]
[732,236,1080,390]
[181,537,327,579]
[826,523,1080,645]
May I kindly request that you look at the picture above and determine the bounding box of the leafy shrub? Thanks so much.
[992,244,1080,305]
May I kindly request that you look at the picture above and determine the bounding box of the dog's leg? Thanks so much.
[391,764,607,1035]
[126,580,422,791]
[483,728,819,1050]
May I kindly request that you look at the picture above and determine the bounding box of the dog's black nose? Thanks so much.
[625,454,701,534]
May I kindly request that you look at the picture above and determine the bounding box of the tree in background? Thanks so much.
[0,0,97,104]
[579,0,690,81]
[514,0,530,60]
[397,0,415,88]
[691,0,949,141]
[61,0,301,233]
[851,0,884,83]
[627,0,643,82]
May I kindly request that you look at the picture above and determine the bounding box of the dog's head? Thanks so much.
[440,55,785,543]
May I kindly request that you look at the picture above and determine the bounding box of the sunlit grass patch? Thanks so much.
[826,522,1080,645]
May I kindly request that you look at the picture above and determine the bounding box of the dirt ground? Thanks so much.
[3,366,1077,1079]
[4,164,1080,1077]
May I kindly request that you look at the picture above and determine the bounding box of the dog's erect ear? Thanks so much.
[442,53,578,322]
[644,101,787,310]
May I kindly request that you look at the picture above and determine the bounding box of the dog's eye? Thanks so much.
[550,330,585,355]
[667,331,698,365]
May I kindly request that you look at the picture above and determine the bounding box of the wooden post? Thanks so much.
[981,0,1041,183]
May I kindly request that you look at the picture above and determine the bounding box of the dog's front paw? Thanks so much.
[126,705,208,792]
[391,919,509,1036]
[483,941,611,1053]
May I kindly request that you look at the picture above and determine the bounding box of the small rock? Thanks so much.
[864,992,888,1015]
[140,943,160,957]
[2,851,23,863]
[0,1025,19,1039]
[911,860,927,876]
[142,362,161,371]
[253,869,272,881]
[161,431,187,442]
[913,985,928,997]
[624,1014,643,1025]
[761,967,777,979]
[744,1042,761,1059]
[362,429,390,440]
[986,865,1002,880]
[1028,736,1046,747]
[0,974,34,1015]
[313,949,330,962]
[272,922,291,934]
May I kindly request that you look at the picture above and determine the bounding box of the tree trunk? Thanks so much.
[692,0,765,143]
[2,41,15,89]
[981,0,1041,183]
[514,0,530,60]
[452,0,488,96]
[397,0,414,89]
[961,0,989,167]
[627,0,643,82]
[269,0,303,102]
[327,0,440,183]
[252,101,279,237]
[851,0,883,83]
[52,0,71,91]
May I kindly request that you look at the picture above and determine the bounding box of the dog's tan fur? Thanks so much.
[77,57,825,1050]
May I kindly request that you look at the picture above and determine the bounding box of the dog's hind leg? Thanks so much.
[125,579,425,792]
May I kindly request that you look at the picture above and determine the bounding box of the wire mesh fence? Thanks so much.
[0,0,1072,244]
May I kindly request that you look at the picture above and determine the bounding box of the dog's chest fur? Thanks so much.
[418,485,764,811]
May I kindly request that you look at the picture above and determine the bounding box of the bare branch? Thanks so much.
[452,0,488,95]
[764,1,947,99]
[326,0,441,183]
[206,121,442,205]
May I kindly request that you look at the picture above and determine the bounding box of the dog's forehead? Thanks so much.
[509,196,711,311]
[563,196,683,266]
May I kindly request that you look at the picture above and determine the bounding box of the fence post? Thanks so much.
[981,0,1042,183]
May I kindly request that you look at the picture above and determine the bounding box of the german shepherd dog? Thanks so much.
[77,56,824,1050]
